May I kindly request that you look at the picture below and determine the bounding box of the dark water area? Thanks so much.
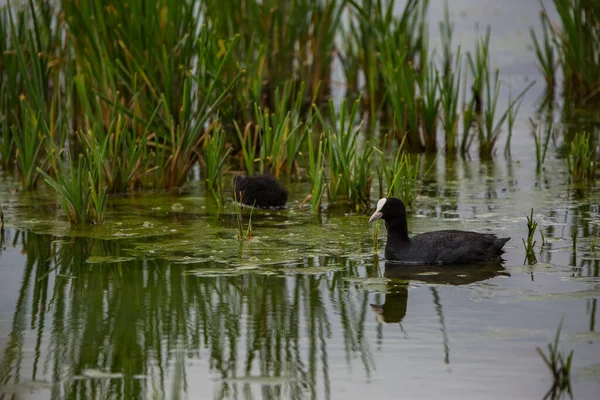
[1,1,600,399]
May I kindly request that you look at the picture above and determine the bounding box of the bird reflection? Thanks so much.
[371,260,507,324]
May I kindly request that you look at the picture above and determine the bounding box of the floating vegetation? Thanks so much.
[85,256,136,264]
[536,319,574,400]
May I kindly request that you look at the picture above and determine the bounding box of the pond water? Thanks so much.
[1,1,600,400]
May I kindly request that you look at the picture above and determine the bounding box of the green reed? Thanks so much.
[523,208,538,265]
[567,132,597,182]
[76,79,157,193]
[504,85,526,158]
[538,0,600,104]
[530,9,557,92]
[38,145,106,226]
[234,120,258,176]
[232,190,254,241]
[12,103,46,189]
[439,4,463,154]
[315,98,373,210]
[536,319,574,400]
[380,39,422,152]
[204,0,345,107]
[474,54,534,158]
[530,118,552,173]
[375,142,421,209]
[203,125,233,206]
[306,129,327,213]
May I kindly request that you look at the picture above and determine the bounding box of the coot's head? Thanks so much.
[368,198,407,223]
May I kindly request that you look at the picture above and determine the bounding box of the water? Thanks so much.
[0,153,599,399]
[1,1,600,399]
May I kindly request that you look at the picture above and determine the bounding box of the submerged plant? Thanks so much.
[536,319,574,400]
[523,208,538,265]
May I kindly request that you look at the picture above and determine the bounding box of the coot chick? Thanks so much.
[368,198,510,265]
[232,175,288,209]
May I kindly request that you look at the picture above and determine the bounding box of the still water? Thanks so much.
[1,0,600,399]
[0,154,599,399]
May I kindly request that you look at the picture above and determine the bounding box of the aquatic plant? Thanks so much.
[535,0,600,104]
[232,190,254,240]
[315,98,373,211]
[439,5,463,154]
[375,142,421,209]
[12,104,46,190]
[536,319,574,400]
[504,86,526,158]
[203,125,233,206]
[38,146,106,226]
[347,0,429,122]
[566,132,597,182]
[75,83,156,193]
[530,119,553,173]
[530,10,557,93]
[523,208,538,265]
[465,29,531,158]
[570,225,578,256]
[305,129,327,213]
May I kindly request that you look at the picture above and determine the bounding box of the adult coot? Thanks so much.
[368,198,510,265]
[232,175,288,209]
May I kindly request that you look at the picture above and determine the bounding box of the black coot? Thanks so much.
[368,198,510,265]
[232,175,288,209]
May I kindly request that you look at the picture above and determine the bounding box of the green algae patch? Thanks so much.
[221,375,298,384]
[280,265,345,275]
[86,256,136,264]
[578,364,600,382]
[81,369,124,379]
[516,289,600,302]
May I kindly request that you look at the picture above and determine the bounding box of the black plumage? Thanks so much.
[232,175,288,209]
[369,198,510,265]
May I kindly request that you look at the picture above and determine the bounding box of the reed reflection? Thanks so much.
[0,231,376,400]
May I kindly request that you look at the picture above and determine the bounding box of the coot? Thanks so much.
[368,198,510,265]
[232,175,288,209]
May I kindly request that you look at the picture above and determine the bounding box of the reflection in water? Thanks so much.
[371,261,507,365]
[0,230,377,400]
